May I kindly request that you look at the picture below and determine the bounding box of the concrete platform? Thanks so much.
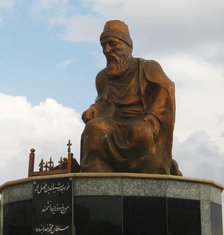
[0,173,223,234]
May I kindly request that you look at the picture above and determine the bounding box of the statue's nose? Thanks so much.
[104,44,112,54]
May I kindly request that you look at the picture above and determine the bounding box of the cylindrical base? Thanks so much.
[0,173,223,235]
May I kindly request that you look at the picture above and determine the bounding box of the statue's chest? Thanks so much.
[107,73,141,106]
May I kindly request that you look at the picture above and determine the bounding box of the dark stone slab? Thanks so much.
[74,196,122,235]
[211,202,223,235]
[32,178,72,234]
[3,200,32,235]
[74,196,203,235]
[167,198,201,235]
[123,196,167,235]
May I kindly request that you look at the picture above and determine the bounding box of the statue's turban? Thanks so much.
[100,20,133,48]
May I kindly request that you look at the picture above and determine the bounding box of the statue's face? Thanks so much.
[100,37,132,78]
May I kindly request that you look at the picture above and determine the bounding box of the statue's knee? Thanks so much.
[131,123,154,143]
[87,118,109,130]
[86,118,111,133]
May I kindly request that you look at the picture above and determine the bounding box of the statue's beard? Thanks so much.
[106,53,132,78]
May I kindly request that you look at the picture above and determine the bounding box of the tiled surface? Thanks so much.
[200,200,212,235]
[166,180,201,200]
[122,178,167,196]
[1,176,223,235]
[210,187,222,205]
[2,183,32,204]
[74,177,122,196]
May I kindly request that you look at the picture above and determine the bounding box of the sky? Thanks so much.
[0,0,224,186]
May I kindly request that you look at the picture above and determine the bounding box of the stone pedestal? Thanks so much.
[0,173,223,235]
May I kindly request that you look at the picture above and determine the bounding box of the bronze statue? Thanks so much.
[80,20,181,175]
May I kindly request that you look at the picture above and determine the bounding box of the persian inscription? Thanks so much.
[34,181,71,194]
[41,201,70,215]
[35,224,70,234]
[33,178,72,235]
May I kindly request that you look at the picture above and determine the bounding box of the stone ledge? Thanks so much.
[1,173,223,204]
[1,172,224,191]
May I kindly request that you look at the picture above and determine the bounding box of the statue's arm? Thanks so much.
[144,60,175,137]
[82,70,106,123]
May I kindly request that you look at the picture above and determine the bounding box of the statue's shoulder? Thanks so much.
[96,68,107,79]
[95,68,107,93]
[138,58,173,84]
[138,58,162,70]
[96,68,107,83]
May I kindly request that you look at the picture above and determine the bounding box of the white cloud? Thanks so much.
[31,0,103,42]
[30,0,224,66]
[0,0,14,10]
[173,131,224,184]
[48,15,102,42]
[81,0,124,17]
[31,0,69,20]
[57,58,73,69]
[121,0,224,63]
[32,0,68,11]
[0,93,84,185]
[151,53,224,153]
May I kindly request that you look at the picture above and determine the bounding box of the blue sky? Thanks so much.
[0,0,224,185]
[0,0,101,110]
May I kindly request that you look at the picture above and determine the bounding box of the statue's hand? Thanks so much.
[82,106,97,124]
[144,114,160,138]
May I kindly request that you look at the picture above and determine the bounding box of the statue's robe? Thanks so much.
[80,58,179,175]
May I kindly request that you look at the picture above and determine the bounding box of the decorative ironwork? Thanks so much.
[67,139,72,154]
[48,157,54,170]
[28,140,80,177]
[44,161,49,171]
[38,158,55,171]
[39,159,44,171]
[58,157,64,169]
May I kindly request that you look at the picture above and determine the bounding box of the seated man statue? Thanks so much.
[80,20,181,175]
